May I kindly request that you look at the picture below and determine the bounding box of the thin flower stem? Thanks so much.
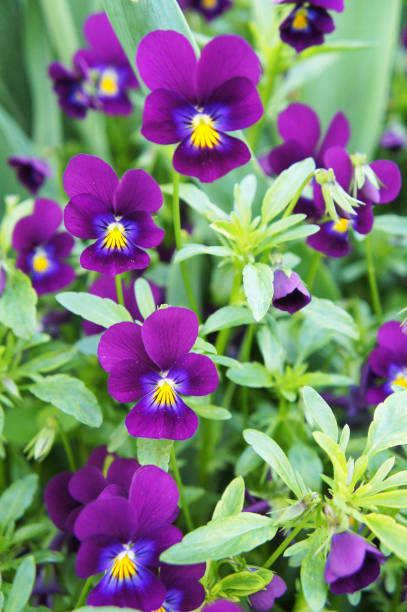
[74,576,93,609]
[239,324,255,428]
[264,511,312,569]
[365,233,383,322]
[115,274,125,307]
[214,270,242,356]
[306,250,322,291]
[172,170,200,318]
[170,445,194,532]
[58,424,76,472]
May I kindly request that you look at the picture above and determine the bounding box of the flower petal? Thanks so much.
[108,359,147,403]
[98,321,155,374]
[208,77,263,131]
[64,194,109,239]
[63,154,119,204]
[74,497,137,541]
[128,466,180,532]
[83,12,126,65]
[114,169,163,215]
[306,222,351,258]
[80,241,150,275]
[142,88,191,145]
[68,465,106,504]
[12,199,62,252]
[44,472,78,531]
[277,103,320,155]
[169,353,219,396]
[323,146,352,190]
[318,112,350,164]
[369,159,402,204]
[107,458,140,494]
[47,232,75,257]
[327,532,367,578]
[125,393,198,440]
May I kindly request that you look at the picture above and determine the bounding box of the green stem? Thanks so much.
[239,324,255,428]
[391,571,403,612]
[58,424,76,472]
[115,274,125,307]
[170,445,194,531]
[365,233,383,322]
[74,576,93,609]
[264,511,312,568]
[214,270,242,356]
[172,170,200,317]
[306,250,322,292]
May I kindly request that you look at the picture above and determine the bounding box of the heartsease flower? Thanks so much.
[157,563,206,612]
[98,306,219,440]
[367,321,407,405]
[249,573,287,610]
[12,199,75,295]
[63,154,164,276]
[177,0,233,20]
[324,531,386,594]
[137,30,263,182]
[272,269,311,313]
[8,155,52,195]
[380,125,407,152]
[274,0,344,53]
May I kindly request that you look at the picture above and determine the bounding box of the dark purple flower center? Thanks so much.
[94,214,138,254]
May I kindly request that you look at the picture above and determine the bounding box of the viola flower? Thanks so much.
[137,30,263,182]
[178,0,233,20]
[83,275,162,336]
[367,321,407,405]
[274,0,344,53]
[157,563,206,612]
[249,574,287,610]
[272,269,311,313]
[8,155,52,195]
[98,306,219,440]
[324,531,386,594]
[11,199,75,296]
[380,125,407,152]
[243,490,271,515]
[74,465,182,609]
[48,61,89,119]
[63,154,164,276]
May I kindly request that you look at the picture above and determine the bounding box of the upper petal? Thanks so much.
[114,169,163,216]
[63,154,119,204]
[377,320,407,358]
[83,12,126,65]
[64,194,109,239]
[129,465,179,532]
[74,496,138,541]
[68,465,107,504]
[170,353,219,396]
[44,472,78,531]
[12,199,62,252]
[323,146,352,190]
[208,77,263,131]
[277,103,320,156]
[98,321,155,373]
[318,111,350,164]
[369,159,402,204]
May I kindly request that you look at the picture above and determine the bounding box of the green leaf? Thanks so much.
[29,374,102,428]
[313,432,347,482]
[75,333,102,356]
[0,268,37,339]
[189,403,232,421]
[160,512,276,564]
[134,278,155,320]
[373,214,407,238]
[226,362,273,388]
[137,438,173,471]
[289,443,323,492]
[174,244,232,264]
[215,570,272,599]
[244,429,306,498]
[271,223,319,245]
[0,475,38,528]
[201,306,254,336]
[18,347,76,375]
[243,263,274,322]
[364,513,407,563]
[302,386,338,442]
[357,490,407,509]
[213,476,245,520]
[365,390,407,457]
[234,174,257,226]
[257,324,284,374]
[5,556,36,612]
[162,183,228,223]
[300,531,328,611]
[12,522,49,544]
[56,292,133,327]
[303,297,359,339]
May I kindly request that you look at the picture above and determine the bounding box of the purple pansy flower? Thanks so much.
[8,155,52,195]
[12,199,75,296]
[98,306,219,440]
[243,490,271,515]
[380,125,407,152]
[157,563,206,612]
[272,269,311,314]
[49,60,90,119]
[136,30,263,183]
[63,154,164,276]
[367,321,407,405]
[177,0,233,20]
[83,275,162,336]
[324,531,386,594]
[249,574,287,610]
[74,465,182,609]
[274,0,344,53]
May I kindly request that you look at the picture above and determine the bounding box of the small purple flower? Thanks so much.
[323,362,371,419]
[8,155,52,195]
[272,270,311,314]
[380,126,407,152]
[137,30,263,183]
[367,321,407,405]
[243,490,271,515]
[157,563,206,612]
[48,60,90,119]
[63,154,164,276]
[12,199,75,296]
[178,0,233,20]
[98,306,219,440]
[74,465,182,609]
[274,0,344,53]
[249,574,287,610]
[324,531,386,594]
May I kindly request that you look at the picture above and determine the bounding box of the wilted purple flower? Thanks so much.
[8,155,52,195]
[380,125,407,152]
[137,30,263,182]
[157,563,206,612]
[12,199,75,296]
[249,574,287,610]
[324,531,386,594]
[274,0,344,53]
[178,0,233,20]
[74,465,182,609]
[98,306,219,440]
[63,154,164,276]
[367,321,407,405]
[272,269,311,313]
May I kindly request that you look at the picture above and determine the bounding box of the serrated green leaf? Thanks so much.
[0,268,37,339]
[302,387,338,442]
[56,292,133,327]
[0,475,38,528]
[5,556,35,612]
[243,263,274,322]
[365,390,407,457]
[137,438,173,471]
[213,476,245,520]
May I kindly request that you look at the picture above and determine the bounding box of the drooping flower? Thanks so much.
[272,269,311,313]
[98,306,219,440]
[367,321,407,405]
[157,563,206,612]
[324,531,386,594]
[48,61,90,119]
[249,574,287,610]
[177,0,233,20]
[63,154,164,276]
[380,125,407,152]
[137,30,263,182]
[12,199,75,296]
[8,155,52,195]
[74,465,182,609]
[274,0,344,53]
[83,275,162,336]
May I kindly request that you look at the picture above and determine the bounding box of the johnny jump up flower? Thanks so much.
[157,563,206,612]
[324,531,386,594]
[178,0,233,21]
[137,30,263,182]
[272,269,311,314]
[367,321,407,405]
[274,0,344,53]
[12,199,75,295]
[8,155,52,195]
[98,306,219,440]
[63,154,164,276]
[380,125,407,152]
[249,574,287,610]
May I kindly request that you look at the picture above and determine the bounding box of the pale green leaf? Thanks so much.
[174,244,231,264]
[302,386,338,442]
[213,476,245,520]
[243,263,274,322]
[227,362,273,388]
[201,306,254,336]
[56,292,133,327]
[5,556,35,612]
[303,297,359,339]
[0,475,38,528]
[365,513,407,562]
[134,278,155,320]
[365,390,407,457]
[137,439,173,471]
[0,268,37,339]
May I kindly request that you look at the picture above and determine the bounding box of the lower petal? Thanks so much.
[125,393,198,440]
[306,222,351,258]
[33,262,75,296]
[80,241,150,275]
[370,159,402,204]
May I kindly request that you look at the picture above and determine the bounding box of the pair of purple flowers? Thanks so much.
[49,13,138,119]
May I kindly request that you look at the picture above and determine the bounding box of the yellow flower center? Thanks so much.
[201,0,217,8]
[110,551,137,582]
[292,7,308,30]
[32,251,50,273]
[191,114,220,149]
[103,220,127,251]
[99,69,119,97]
[333,218,349,234]
[392,376,407,390]
[151,608,166,612]
[153,379,176,407]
